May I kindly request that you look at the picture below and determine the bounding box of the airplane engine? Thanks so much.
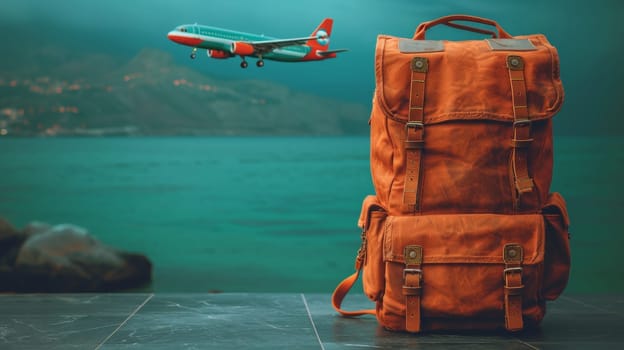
[207,50,233,59]
[230,42,255,56]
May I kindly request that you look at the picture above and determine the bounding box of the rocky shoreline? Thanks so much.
[0,219,152,292]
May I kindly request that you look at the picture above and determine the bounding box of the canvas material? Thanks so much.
[358,193,570,332]
[370,33,563,215]
[332,15,570,333]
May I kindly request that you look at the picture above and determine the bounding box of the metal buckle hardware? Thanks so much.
[503,267,523,278]
[405,121,424,130]
[512,119,531,127]
[355,230,367,268]
[403,268,423,279]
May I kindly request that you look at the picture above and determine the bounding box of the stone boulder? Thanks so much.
[0,218,152,292]
[0,219,27,280]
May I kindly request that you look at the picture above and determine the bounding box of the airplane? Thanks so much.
[167,18,347,68]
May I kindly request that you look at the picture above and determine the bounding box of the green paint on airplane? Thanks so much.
[167,18,347,68]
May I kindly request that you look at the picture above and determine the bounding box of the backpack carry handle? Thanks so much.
[413,14,512,40]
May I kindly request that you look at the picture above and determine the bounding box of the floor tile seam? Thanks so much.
[93,292,154,350]
[560,295,624,318]
[512,337,540,350]
[301,293,326,350]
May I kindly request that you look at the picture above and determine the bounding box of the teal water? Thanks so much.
[0,137,621,293]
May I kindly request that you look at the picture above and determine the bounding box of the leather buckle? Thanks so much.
[405,122,425,148]
[405,121,424,130]
[403,268,422,279]
[503,267,523,278]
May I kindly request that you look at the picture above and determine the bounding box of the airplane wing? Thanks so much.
[248,36,318,54]
[317,49,349,56]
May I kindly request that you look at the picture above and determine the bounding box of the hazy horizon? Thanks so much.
[1,0,623,135]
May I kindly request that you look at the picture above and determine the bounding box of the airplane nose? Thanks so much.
[166,30,203,46]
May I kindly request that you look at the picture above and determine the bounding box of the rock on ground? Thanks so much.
[0,218,152,292]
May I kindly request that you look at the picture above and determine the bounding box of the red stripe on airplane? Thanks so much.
[168,34,203,46]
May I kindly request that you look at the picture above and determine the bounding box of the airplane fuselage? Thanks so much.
[167,19,345,68]
[168,25,321,62]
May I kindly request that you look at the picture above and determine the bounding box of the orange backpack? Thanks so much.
[332,15,571,333]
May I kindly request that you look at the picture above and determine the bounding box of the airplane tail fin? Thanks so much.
[307,18,333,51]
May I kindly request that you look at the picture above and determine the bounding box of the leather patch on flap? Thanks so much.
[487,39,537,51]
[399,39,444,53]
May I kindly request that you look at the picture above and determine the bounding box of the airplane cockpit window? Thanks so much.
[179,27,187,32]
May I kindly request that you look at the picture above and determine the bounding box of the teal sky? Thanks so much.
[1,0,623,135]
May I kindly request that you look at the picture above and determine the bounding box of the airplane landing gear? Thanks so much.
[256,59,264,67]
[190,48,197,59]
[240,57,248,69]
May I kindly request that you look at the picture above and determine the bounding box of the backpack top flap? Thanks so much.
[374,32,564,124]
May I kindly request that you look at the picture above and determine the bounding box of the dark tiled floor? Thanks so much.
[0,294,151,350]
[0,293,622,349]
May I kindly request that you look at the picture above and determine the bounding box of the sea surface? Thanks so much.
[0,137,621,293]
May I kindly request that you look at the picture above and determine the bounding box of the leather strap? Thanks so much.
[403,245,423,332]
[413,15,512,40]
[444,21,497,38]
[331,239,375,317]
[403,57,428,212]
[331,268,376,317]
[507,55,534,211]
[503,244,524,331]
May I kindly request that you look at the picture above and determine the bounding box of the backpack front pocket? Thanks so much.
[378,213,546,332]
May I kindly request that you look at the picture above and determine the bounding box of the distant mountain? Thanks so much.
[0,45,370,136]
